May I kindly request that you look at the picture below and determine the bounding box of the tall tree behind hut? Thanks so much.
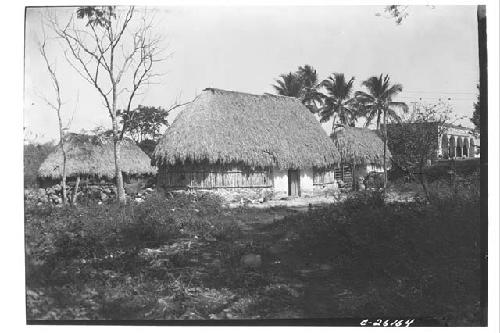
[355,74,408,191]
[118,105,169,157]
[37,25,69,204]
[272,65,322,113]
[387,102,454,200]
[317,73,358,133]
[47,6,165,204]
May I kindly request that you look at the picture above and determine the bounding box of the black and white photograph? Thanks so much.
[11,0,498,328]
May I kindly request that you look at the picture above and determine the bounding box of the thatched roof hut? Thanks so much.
[153,88,340,169]
[38,133,156,179]
[331,126,391,167]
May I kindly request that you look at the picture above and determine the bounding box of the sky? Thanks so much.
[24,5,480,143]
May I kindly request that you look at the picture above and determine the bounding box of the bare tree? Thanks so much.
[387,102,457,200]
[47,6,165,204]
[38,28,68,205]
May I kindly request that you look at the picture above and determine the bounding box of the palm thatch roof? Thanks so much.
[38,133,156,179]
[153,88,340,169]
[331,127,391,167]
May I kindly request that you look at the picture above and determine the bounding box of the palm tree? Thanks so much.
[318,73,357,133]
[272,65,322,113]
[355,74,408,191]
[297,65,322,113]
[355,74,408,130]
[272,72,303,98]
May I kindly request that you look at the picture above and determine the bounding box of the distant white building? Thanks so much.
[438,124,480,159]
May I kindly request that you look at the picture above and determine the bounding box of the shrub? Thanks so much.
[25,191,228,269]
[24,143,55,188]
[364,172,385,189]
[274,182,480,322]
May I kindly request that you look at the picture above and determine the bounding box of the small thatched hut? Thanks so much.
[38,133,156,185]
[153,88,340,198]
[331,126,391,187]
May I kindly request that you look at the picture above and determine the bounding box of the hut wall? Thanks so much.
[353,164,386,180]
[272,168,289,198]
[367,164,384,173]
[300,168,314,196]
[313,168,336,186]
[158,163,272,190]
[314,165,355,189]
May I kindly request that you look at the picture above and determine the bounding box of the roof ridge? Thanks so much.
[202,87,300,101]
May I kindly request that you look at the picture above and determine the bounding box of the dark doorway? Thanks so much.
[288,169,301,197]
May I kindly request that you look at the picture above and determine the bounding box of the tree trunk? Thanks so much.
[418,163,430,201]
[72,175,80,205]
[113,135,127,204]
[477,6,487,325]
[110,46,127,204]
[61,146,67,205]
[352,163,356,190]
[58,113,67,205]
[382,108,388,194]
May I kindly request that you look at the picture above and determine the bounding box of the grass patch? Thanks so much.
[269,180,480,325]
[25,178,481,324]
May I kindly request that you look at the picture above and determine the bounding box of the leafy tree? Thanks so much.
[137,139,157,158]
[118,105,169,143]
[48,6,164,203]
[355,74,408,190]
[387,102,454,200]
[24,142,56,188]
[471,84,480,131]
[318,73,357,132]
[272,65,322,113]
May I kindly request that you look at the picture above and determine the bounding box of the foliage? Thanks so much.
[364,171,385,189]
[76,6,116,28]
[272,65,322,113]
[25,180,480,323]
[355,73,408,189]
[318,73,358,131]
[137,139,157,158]
[272,72,302,98]
[383,5,409,25]
[389,102,453,166]
[387,102,455,198]
[25,192,226,266]
[275,181,480,324]
[118,105,169,143]
[355,74,408,130]
[24,142,55,188]
[471,85,480,131]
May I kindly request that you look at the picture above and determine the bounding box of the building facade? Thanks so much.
[438,124,479,159]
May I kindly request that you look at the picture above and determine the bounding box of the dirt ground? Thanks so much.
[133,202,436,322]
[137,204,349,319]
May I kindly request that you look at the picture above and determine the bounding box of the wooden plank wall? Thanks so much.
[313,165,353,187]
[158,164,272,189]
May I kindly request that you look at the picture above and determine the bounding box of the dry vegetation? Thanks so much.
[25,162,481,325]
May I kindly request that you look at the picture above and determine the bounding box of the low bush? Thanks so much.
[25,191,231,286]
[24,142,55,188]
[364,172,385,189]
[275,185,480,322]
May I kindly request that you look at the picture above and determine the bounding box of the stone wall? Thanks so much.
[25,182,155,205]
[159,187,274,204]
